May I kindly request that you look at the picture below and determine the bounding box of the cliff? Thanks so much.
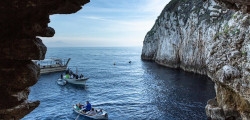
[0,0,89,119]
[215,0,250,13]
[141,0,250,119]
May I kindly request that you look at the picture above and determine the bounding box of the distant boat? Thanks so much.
[33,58,71,74]
[73,105,108,120]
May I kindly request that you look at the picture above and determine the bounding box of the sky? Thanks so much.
[43,0,171,47]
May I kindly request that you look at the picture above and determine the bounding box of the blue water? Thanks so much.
[23,47,215,120]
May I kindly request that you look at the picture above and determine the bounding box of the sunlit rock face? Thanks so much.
[142,0,250,119]
[0,0,89,119]
[215,0,250,13]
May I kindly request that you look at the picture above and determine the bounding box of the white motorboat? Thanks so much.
[64,78,89,85]
[73,105,108,120]
[57,67,89,85]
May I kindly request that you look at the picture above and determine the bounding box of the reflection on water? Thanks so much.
[23,47,215,120]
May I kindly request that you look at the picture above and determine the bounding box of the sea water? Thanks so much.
[22,47,215,120]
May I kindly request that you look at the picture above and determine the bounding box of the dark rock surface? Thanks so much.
[215,0,250,13]
[0,0,89,119]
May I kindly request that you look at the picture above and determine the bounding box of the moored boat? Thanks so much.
[33,58,71,74]
[63,78,89,85]
[73,105,108,120]
[57,78,67,86]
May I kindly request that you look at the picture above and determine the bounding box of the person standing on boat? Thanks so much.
[61,73,63,79]
[65,74,70,79]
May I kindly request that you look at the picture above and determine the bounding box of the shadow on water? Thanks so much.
[140,61,215,119]
[64,83,88,90]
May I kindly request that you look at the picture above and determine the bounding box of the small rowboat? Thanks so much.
[73,105,108,120]
[57,79,67,86]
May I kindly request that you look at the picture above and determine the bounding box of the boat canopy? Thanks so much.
[32,58,70,66]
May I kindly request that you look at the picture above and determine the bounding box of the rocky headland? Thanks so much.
[0,0,89,119]
[142,0,250,119]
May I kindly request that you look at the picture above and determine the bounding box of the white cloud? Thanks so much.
[47,0,171,47]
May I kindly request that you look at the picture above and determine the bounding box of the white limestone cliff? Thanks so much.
[141,0,250,119]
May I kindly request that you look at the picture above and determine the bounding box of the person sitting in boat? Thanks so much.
[76,74,79,79]
[87,108,96,115]
[77,103,84,109]
[82,101,91,112]
[80,74,84,78]
[76,103,82,110]
[65,74,70,79]
[70,74,74,79]
[96,109,103,115]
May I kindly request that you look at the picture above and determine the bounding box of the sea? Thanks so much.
[22,47,215,120]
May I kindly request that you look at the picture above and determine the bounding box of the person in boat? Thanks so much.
[77,103,84,109]
[65,74,70,79]
[96,109,103,115]
[80,74,84,79]
[87,108,96,115]
[76,74,79,79]
[66,69,69,74]
[82,101,91,112]
[70,74,74,79]
[76,103,82,110]
[61,73,63,79]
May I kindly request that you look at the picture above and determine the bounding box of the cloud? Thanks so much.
[43,36,144,47]
[48,0,171,47]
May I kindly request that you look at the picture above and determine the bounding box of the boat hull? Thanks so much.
[41,66,67,74]
[64,78,89,85]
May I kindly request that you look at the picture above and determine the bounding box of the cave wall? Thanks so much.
[0,0,89,119]
[142,0,250,119]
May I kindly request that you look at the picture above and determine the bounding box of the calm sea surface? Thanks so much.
[23,47,215,120]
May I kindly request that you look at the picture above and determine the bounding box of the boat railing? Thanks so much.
[33,58,71,68]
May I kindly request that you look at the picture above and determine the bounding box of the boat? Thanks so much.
[33,58,71,74]
[57,78,67,86]
[57,67,89,85]
[73,105,108,120]
[57,78,89,85]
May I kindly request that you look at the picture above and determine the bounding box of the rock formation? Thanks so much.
[0,0,89,119]
[215,0,250,13]
[141,0,250,119]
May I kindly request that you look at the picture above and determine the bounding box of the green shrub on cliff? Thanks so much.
[147,30,156,37]
[242,51,247,56]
